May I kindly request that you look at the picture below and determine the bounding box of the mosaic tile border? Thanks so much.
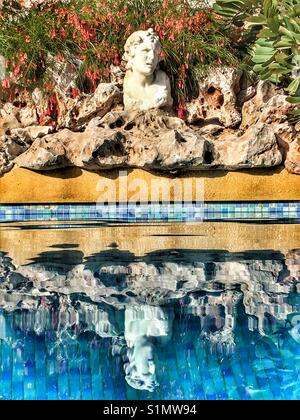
[0,202,299,223]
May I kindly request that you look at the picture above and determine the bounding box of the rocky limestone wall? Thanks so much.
[1,65,299,176]
[0,248,299,342]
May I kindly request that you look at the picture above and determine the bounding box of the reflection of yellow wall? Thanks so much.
[0,167,299,203]
[1,222,299,265]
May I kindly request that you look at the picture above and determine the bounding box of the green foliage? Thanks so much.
[214,0,300,121]
[249,0,300,123]
[213,0,263,25]
[0,0,239,113]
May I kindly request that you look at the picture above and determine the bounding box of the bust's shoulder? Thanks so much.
[154,69,171,87]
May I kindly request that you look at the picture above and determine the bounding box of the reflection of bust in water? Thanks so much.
[124,336,158,392]
[123,28,173,112]
[123,305,173,392]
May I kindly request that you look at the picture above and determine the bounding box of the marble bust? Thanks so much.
[123,28,173,112]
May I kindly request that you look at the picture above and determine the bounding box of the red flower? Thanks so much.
[169,32,175,42]
[2,78,10,89]
[13,65,20,75]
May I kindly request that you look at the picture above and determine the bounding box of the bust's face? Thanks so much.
[125,339,158,391]
[131,41,160,76]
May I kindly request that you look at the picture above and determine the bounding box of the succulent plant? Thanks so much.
[214,0,300,120]
[213,0,263,24]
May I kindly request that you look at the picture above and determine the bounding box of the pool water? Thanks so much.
[0,234,299,400]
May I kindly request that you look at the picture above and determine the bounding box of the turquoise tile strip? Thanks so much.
[0,202,299,223]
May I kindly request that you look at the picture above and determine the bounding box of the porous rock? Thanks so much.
[14,111,282,172]
[185,67,242,128]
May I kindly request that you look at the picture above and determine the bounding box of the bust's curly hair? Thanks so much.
[122,28,161,71]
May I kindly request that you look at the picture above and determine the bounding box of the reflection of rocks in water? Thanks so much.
[0,247,300,393]
[286,250,300,285]
[187,290,242,355]
[0,252,15,280]
[0,249,299,323]
[17,299,123,341]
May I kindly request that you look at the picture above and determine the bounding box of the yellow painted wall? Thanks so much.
[0,166,299,203]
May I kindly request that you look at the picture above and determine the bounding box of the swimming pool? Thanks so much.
[0,222,299,400]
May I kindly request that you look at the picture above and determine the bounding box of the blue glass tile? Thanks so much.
[0,202,299,223]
